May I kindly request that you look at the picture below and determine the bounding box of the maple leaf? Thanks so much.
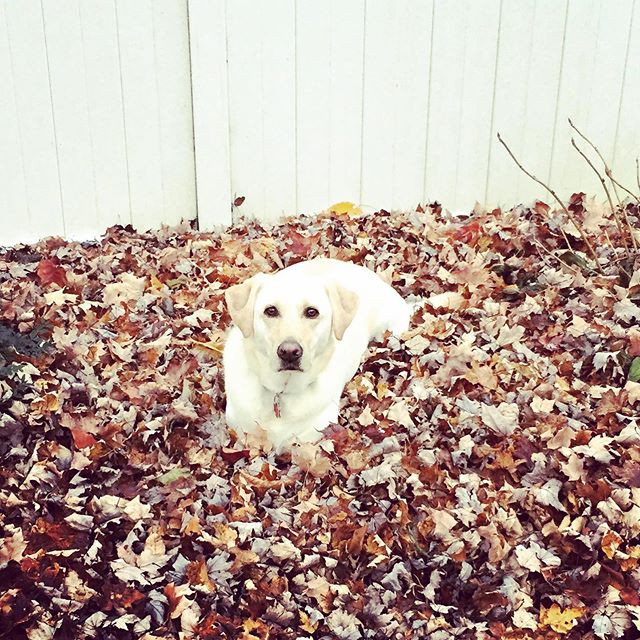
[602,529,623,560]
[43,289,77,306]
[329,201,364,218]
[70,427,98,449]
[103,273,146,305]
[164,582,184,619]
[539,603,585,633]
[270,537,301,563]
[37,257,67,286]
[299,609,319,634]
[291,442,333,477]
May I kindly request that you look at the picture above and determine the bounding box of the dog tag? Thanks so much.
[273,393,281,418]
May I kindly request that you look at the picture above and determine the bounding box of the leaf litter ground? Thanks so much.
[1,202,640,640]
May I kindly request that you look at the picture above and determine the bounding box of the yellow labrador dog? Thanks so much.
[223,258,410,448]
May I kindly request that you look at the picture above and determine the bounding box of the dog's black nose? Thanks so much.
[277,340,303,363]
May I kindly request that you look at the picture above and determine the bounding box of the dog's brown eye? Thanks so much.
[304,307,319,319]
[264,306,279,318]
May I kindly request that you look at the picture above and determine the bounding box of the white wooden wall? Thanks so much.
[0,0,195,246]
[1,0,639,245]
[191,0,640,227]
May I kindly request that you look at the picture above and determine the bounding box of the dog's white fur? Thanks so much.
[223,258,410,448]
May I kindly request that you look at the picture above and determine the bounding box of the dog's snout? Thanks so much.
[277,340,303,363]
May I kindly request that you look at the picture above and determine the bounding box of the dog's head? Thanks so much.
[225,269,358,376]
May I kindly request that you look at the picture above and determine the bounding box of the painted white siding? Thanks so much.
[1,0,639,244]
[190,0,640,225]
[0,0,195,246]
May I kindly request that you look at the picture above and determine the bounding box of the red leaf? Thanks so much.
[233,196,245,207]
[569,192,586,206]
[285,229,315,257]
[621,587,640,605]
[534,201,550,216]
[37,258,67,286]
[220,447,250,463]
[163,582,182,617]
[70,428,97,449]
[628,329,640,356]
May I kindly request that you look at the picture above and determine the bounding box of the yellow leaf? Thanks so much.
[182,517,201,536]
[376,380,389,400]
[150,274,164,290]
[329,201,363,218]
[300,610,319,634]
[212,522,238,548]
[540,603,585,634]
[601,529,623,559]
[243,619,261,632]
[240,619,265,640]
[31,392,60,415]
[619,545,640,571]
[192,338,224,357]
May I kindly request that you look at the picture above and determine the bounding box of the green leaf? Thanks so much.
[559,251,591,272]
[629,357,640,382]
[157,467,191,485]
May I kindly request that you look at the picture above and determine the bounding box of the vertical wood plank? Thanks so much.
[612,0,639,189]
[296,0,366,213]
[428,0,500,213]
[296,0,331,214]
[262,0,296,221]
[226,0,266,219]
[360,0,396,209]
[453,0,500,213]
[80,0,131,230]
[4,0,63,239]
[360,0,432,211]
[425,1,466,211]
[577,0,634,171]
[227,0,296,223]
[42,0,97,239]
[327,0,366,205]
[189,0,232,229]
[550,0,633,193]
[0,3,30,246]
[115,0,164,232]
[152,0,197,226]
[487,0,567,207]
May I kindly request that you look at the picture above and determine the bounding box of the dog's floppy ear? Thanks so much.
[225,274,264,338]
[327,283,359,340]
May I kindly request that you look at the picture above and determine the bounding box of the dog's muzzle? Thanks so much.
[277,340,303,370]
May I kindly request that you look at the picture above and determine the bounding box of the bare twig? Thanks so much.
[531,239,581,277]
[569,119,638,251]
[496,132,602,271]
[569,118,640,204]
[603,228,632,277]
[570,137,631,256]
[637,158,640,195]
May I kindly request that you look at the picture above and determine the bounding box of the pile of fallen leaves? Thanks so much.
[1,198,640,640]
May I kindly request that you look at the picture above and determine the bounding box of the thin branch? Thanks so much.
[570,137,631,256]
[637,158,640,195]
[531,239,581,277]
[496,132,602,271]
[569,118,640,203]
[567,118,640,253]
[568,118,639,252]
[602,228,632,277]
[496,135,572,250]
